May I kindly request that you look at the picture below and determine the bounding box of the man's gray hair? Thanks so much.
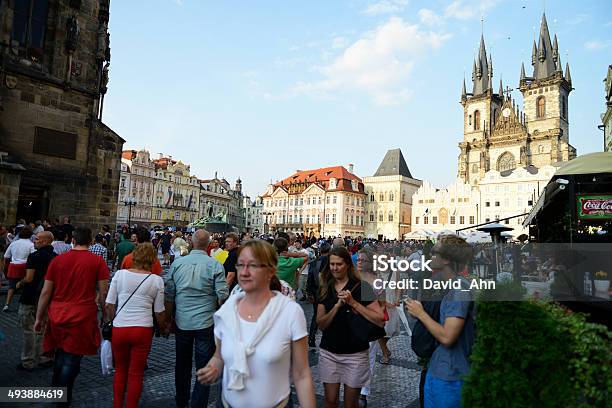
[332,237,345,248]
[192,229,211,250]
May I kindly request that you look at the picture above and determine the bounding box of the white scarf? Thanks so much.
[214,291,290,390]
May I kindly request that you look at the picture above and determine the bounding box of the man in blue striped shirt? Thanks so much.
[164,229,228,408]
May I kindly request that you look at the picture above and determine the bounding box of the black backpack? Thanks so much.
[411,300,443,359]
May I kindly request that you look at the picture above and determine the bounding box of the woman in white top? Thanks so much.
[105,243,166,408]
[3,227,35,312]
[197,240,315,408]
[171,231,188,261]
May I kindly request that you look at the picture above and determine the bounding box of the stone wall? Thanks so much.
[0,168,22,225]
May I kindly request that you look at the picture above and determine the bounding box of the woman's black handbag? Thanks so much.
[346,281,386,343]
[348,312,387,343]
[101,273,152,341]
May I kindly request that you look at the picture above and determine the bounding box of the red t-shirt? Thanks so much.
[121,253,162,275]
[43,250,109,355]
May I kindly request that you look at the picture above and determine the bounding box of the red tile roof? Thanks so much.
[122,150,137,160]
[152,157,176,170]
[263,166,364,197]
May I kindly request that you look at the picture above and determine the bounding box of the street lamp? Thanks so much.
[123,196,137,230]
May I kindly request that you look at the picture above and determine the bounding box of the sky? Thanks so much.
[105,0,612,199]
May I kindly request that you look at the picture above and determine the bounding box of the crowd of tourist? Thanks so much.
[0,217,495,408]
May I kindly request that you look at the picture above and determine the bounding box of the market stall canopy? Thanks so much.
[554,152,612,176]
[523,152,612,227]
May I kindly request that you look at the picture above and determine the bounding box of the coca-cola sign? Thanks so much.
[577,195,612,219]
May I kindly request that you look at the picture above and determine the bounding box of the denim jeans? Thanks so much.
[175,325,216,407]
[52,348,83,407]
[424,371,464,408]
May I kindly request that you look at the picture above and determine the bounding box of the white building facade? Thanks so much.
[243,196,264,234]
[411,180,480,235]
[364,149,422,240]
[262,166,366,238]
[117,150,157,227]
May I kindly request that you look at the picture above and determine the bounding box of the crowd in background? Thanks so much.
[1,217,567,408]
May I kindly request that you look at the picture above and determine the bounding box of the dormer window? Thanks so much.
[329,178,337,189]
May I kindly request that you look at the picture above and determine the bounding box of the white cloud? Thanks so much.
[291,17,450,106]
[418,8,442,26]
[362,0,409,16]
[332,36,349,49]
[444,0,499,21]
[584,40,611,51]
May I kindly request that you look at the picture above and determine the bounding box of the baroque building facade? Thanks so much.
[363,149,422,240]
[198,174,245,232]
[411,180,480,233]
[243,195,264,234]
[151,156,200,227]
[0,0,124,227]
[117,149,156,227]
[262,165,366,237]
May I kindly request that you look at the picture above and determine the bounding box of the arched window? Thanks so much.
[497,152,517,172]
[389,192,394,201]
[379,193,384,201]
[378,212,384,222]
[474,110,481,130]
[388,212,394,222]
[472,163,478,173]
[370,212,374,222]
[536,96,545,118]
[370,193,375,202]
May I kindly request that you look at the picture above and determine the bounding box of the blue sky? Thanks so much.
[105,0,611,198]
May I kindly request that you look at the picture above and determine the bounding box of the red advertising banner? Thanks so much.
[577,195,612,219]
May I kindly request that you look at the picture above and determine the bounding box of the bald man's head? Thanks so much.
[333,237,345,248]
[36,231,54,248]
[192,229,211,250]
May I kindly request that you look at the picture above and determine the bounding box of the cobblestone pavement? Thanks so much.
[0,283,421,407]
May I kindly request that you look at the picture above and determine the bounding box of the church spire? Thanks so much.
[520,62,526,81]
[498,77,503,98]
[472,34,490,95]
[461,77,467,101]
[556,54,563,74]
[565,62,572,83]
[552,34,559,64]
[532,13,557,80]
[531,40,537,66]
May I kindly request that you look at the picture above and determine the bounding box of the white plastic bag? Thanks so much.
[384,306,402,337]
[100,340,114,375]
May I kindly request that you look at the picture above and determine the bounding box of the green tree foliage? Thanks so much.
[462,289,611,407]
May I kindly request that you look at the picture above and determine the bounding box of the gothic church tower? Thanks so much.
[458,35,503,186]
[458,14,576,187]
[518,13,576,166]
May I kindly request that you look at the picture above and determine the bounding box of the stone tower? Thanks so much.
[518,13,575,165]
[0,0,124,227]
[458,34,503,185]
